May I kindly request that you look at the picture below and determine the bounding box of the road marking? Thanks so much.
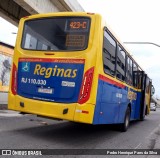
[125,143,142,158]
[125,123,160,158]
[145,124,160,139]
[135,143,142,149]
[133,122,160,149]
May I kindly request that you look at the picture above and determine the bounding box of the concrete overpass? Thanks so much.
[0,0,84,26]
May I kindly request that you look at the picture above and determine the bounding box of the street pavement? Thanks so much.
[0,109,160,158]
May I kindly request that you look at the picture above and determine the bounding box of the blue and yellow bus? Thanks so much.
[8,12,153,131]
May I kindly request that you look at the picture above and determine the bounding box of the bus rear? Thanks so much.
[8,12,100,124]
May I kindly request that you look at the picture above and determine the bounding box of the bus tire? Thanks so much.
[140,105,147,121]
[140,114,145,121]
[120,107,130,132]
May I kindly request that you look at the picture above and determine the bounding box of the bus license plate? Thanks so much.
[38,88,53,94]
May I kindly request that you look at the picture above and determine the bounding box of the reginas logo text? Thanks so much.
[34,64,77,78]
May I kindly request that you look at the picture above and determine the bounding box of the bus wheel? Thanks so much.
[140,105,147,121]
[120,107,130,132]
[140,114,145,121]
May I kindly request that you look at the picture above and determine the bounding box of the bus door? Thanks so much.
[138,71,150,119]
[145,76,152,114]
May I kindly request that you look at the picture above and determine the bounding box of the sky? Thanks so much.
[0,17,17,46]
[0,0,160,97]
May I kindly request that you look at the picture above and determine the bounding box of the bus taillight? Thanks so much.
[78,67,94,104]
[11,63,17,95]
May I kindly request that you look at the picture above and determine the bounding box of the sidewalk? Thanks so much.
[0,92,8,107]
[0,109,22,117]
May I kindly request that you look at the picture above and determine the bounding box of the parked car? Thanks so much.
[150,102,156,111]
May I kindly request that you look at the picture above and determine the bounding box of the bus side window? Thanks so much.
[133,63,138,88]
[126,57,133,85]
[103,30,116,76]
[116,45,126,81]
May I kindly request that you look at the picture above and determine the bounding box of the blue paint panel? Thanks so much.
[125,88,141,121]
[99,81,120,124]
[93,78,142,125]
[134,92,141,119]
[93,79,124,124]
[118,87,128,123]
[93,80,103,124]
[17,61,84,103]
[101,82,118,104]
[129,89,136,120]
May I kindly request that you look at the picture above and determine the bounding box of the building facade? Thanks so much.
[0,41,13,93]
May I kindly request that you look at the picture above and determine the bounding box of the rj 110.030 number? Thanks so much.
[21,78,46,85]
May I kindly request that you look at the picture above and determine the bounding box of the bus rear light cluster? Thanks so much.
[11,63,17,95]
[78,67,94,104]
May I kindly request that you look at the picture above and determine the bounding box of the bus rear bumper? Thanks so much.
[8,94,95,124]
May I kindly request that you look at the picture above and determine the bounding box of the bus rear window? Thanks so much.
[21,17,90,51]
